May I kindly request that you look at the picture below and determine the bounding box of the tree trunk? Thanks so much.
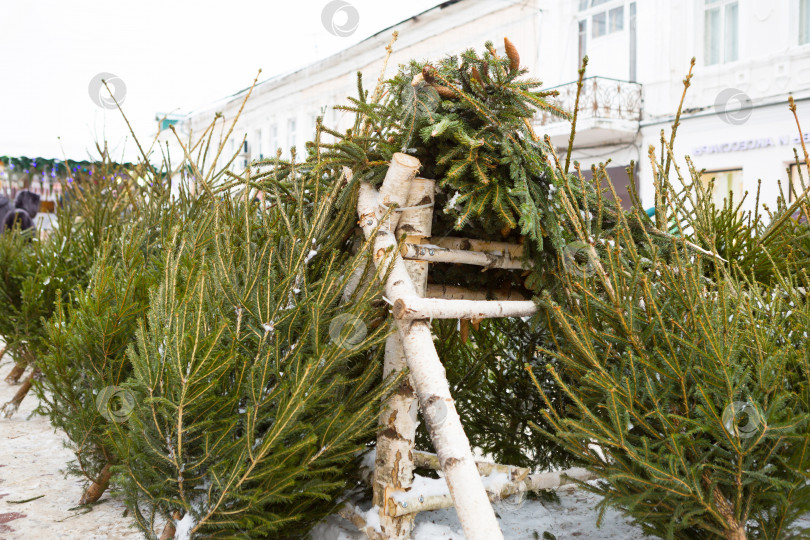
[158,522,176,540]
[4,363,25,385]
[1,367,40,418]
[79,463,112,505]
[413,450,529,481]
[703,471,747,540]
[338,504,386,540]
[357,160,504,540]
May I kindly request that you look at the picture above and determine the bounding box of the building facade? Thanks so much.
[177,0,810,212]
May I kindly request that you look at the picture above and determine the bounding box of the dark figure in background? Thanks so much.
[0,195,10,224]
[2,190,39,233]
[4,209,34,232]
[14,191,40,218]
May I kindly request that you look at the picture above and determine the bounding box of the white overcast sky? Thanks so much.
[0,0,444,162]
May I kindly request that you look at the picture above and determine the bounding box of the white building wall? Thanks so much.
[177,0,810,216]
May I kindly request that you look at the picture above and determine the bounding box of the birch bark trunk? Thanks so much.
[372,158,426,539]
[357,154,503,540]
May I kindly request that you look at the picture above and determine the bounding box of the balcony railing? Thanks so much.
[536,76,642,125]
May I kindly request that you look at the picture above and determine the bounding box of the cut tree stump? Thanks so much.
[4,363,26,385]
[79,463,112,505]
[1,367,40,418]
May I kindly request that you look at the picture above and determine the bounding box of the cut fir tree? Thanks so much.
[529,142,810,539]
[114,169,395,538]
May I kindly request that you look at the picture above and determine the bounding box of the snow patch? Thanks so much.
[174,512,196,540]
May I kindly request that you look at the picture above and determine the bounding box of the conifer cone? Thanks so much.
[471,66,484,87]
[433,84,457,99]
[504,37,520,71]
[421,65,436,85]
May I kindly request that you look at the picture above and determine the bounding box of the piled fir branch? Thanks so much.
[312,38,693,477]
[0,72,399,538]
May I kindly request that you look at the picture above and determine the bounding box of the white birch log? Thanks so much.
[367,154,422,540]
[412,450,529,482]
[425,284,528,301]
[401,242,525,269]
[431,236,524,258]
[358,177,504,540]
[393,297,537,321]
[397,177,435,297]
[390,467,597,517]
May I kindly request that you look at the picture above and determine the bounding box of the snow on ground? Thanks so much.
[311,485,648,540]
[0,356,141,540]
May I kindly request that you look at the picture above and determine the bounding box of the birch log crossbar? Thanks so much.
[424,284,528,301]
[401,242,525,269]
[393,297,537,321]
[388,467,598,517]
[353,153,566,540]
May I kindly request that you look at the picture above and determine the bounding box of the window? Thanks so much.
[592,11,606,37]
[287,118,297,150]
[590,4,623,38]
[699,169,743,208]
[801,0,810,44]
[255,129,263,159]
[268,124,278,156]
[580,0,610,9]
[578,19,587,59]
[608,7,623,32]
[704,0,738,65]
[789,163,809,202]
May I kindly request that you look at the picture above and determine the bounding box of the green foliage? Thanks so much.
[0,158,145,370]
[321,41,581,248]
